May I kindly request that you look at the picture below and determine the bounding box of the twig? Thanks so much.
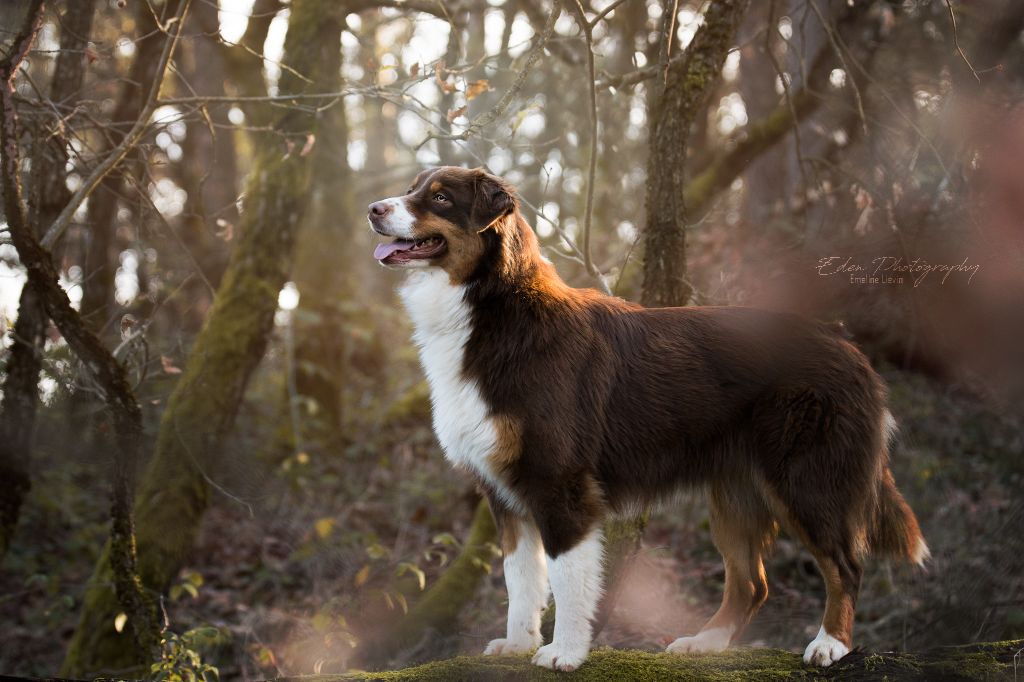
[944,0,980,82]
[569,0,600,276]
[124,173,217,296]
[807,0,866,135]
[586,0,635,29]
[423,1,560,145]
[40,0,192,250]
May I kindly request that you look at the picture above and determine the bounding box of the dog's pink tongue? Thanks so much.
[374,240,415,260]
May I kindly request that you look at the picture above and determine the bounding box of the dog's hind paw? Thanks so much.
[803,627,850,667]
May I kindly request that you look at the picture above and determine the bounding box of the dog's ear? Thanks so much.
[471,168,516,231]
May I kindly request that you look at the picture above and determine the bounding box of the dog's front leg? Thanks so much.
[483,516,549,655]
[531,525,604,672]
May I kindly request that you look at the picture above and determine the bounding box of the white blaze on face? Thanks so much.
[372,195,417,238]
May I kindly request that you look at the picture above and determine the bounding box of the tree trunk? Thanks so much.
[290,18,354,436]
[640,0,749,308]
[0,0,96,563]
[60,1,344,675]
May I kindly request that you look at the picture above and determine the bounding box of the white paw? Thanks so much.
[666,626,732,655]
[483,636,538,656]
[531,641,589,672]
[803,627,850,667]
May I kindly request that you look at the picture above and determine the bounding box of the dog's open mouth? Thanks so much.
[373,236,447,264]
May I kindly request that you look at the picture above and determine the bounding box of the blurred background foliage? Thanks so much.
[0,0,1022,678]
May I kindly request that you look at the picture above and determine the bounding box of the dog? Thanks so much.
[368,166,927,672]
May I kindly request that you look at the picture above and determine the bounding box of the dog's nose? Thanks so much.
[369,201,392,218]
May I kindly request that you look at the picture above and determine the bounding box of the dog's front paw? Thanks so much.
[483,636,537,656]
[666,626,731,655]
[802,628,850,667]
[531,641,589,672]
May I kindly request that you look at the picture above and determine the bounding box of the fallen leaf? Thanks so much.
[354,564,370,587]
[161,355,182,375]
[409,62,420,77]
[300,133,316,157]
[315,517,335,539]
[114,612,127,633]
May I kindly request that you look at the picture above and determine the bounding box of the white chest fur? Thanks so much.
[399,271,521,511]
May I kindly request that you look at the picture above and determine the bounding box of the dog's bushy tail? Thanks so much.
[869,468,929,565]
[868,413,929,566]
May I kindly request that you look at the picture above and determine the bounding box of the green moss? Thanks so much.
[297,640,1024,681]
[292,648,810,681]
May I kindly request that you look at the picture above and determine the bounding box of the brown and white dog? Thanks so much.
[368,166,927,672]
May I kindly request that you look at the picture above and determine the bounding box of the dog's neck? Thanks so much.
[468,211,569,302]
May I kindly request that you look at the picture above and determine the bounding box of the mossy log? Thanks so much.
[13,641,1020,682]
[322,640,1024,681]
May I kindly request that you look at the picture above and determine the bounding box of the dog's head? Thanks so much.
[368,166,519,281]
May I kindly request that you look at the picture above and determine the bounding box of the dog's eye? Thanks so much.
[433,193,448,203]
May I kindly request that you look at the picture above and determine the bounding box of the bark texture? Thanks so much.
[640,0,749,308]
[60,0,342,675]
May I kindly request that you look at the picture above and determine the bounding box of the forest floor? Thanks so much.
[1,361,1022,679]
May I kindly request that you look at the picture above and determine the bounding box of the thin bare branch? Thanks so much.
[40,0,192,250]
[944,0,980,82]
[425,1,560,145]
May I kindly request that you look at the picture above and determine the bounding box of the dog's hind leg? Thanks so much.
[802,548,861,666]
[668,480,776,654]
[764,474,865,667]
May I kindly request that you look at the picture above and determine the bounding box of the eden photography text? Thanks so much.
[816,256,981,287]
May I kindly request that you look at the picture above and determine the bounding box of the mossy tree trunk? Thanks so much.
[361,499,499,667]
[640,0,748,309]
[60,1,346,675]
